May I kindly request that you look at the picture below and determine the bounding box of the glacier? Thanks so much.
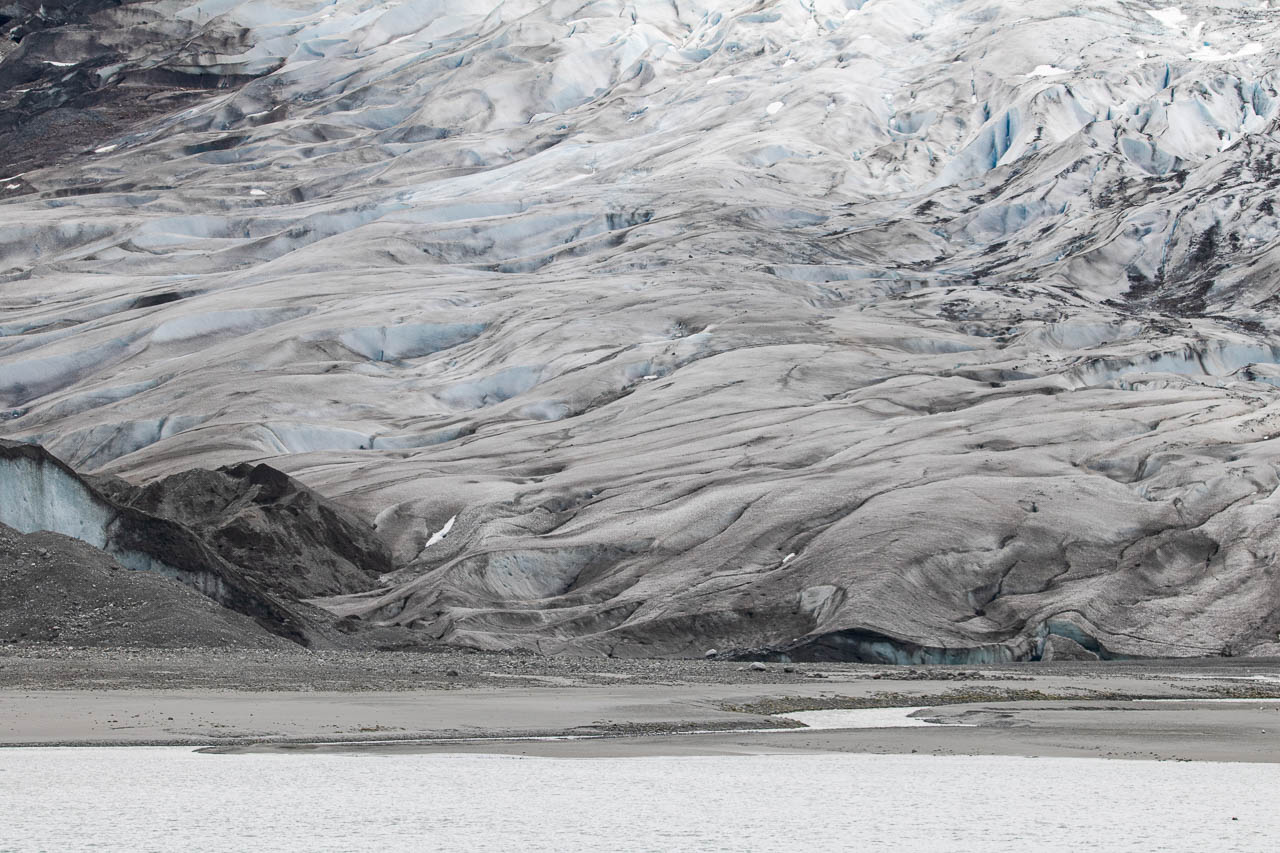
[3,0,1280,659]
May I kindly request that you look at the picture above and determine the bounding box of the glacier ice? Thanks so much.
[0,451,114,549]
[2,0,1280,660]
[335,323,486,362]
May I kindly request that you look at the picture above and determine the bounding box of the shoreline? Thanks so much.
[0,647,1276,762]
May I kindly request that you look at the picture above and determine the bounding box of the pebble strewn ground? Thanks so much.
[1,644,1277,693]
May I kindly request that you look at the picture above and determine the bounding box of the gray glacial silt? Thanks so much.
[4,0,1280,660]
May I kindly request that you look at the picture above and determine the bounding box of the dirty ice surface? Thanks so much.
[8,0,1280,661]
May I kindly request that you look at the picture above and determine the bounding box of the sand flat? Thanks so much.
[3,650,1277,759]
[3,683,1278,762]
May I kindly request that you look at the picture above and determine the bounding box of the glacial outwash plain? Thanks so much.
[3,0,1280,810]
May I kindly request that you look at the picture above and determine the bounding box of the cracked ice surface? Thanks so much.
[5,0,1280,659]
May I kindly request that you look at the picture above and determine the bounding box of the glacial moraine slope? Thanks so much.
[0,521,291,648]
[97,460,394,600]
[0,440,381,646]
[4,0,1280,661]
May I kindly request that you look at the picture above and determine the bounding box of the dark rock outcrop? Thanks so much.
[98,463,391,601]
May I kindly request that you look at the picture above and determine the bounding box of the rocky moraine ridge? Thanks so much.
[3,0,1280,662]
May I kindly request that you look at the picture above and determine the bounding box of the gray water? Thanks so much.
[2,748,1276,852]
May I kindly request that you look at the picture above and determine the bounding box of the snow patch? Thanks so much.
[424,515,456,549]
[1189,42,1263,62]
[1147,8,1187,28]
[1026,65,1069,77]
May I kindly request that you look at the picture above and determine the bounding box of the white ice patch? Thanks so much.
[43,60,76,67]
[424,515,456,549]
[766,101,784,115]
[94,145,118,154]
[249,189,267,196]
[1026,65,1069,77]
